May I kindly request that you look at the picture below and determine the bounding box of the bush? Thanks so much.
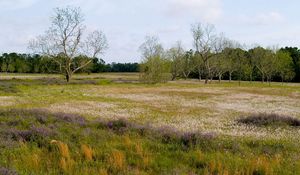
[139,56,171,84]
[0,167,18,175]
[237,113,300,127]
[106,119,129,134]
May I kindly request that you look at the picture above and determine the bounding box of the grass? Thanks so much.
[0,73,299,174]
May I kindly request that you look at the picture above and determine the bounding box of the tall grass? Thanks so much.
[108,150,126,172]
[81,144,93,161]
[0,108,299,174]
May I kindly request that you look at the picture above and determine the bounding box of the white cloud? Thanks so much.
[239,12,285,26]
[166,0,222,22]
[0,0,38,10]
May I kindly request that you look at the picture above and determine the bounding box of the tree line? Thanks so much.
[1,7,300,84]
[0,53,139,73]
[139,23,300,84]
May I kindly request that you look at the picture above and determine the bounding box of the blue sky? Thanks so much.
[0,0,299,63]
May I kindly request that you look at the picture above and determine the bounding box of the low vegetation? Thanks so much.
[237,113,300,127]
[0,74,299,174]
[1,108,300,174]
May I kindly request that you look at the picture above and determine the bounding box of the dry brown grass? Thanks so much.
[81,144,93,161]
[51,140,74,172]
[108,150,126,171]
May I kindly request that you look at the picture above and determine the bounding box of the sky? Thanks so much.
[0,0,300,63]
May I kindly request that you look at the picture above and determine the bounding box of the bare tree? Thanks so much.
[29,7,108,82]
[191,23,218,84]
[139,36,164,60]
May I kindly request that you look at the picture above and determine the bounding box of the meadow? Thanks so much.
[0,73,300,175]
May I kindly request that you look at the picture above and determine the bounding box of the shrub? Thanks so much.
[53,113,86,126]
[180,132,198,148]
[237,113,300,127]
[0,167,18,175]
[7,126,55,143]
[106,119,128,134]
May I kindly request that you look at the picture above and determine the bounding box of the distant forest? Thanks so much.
[0,53,139,73]
[1,46,300,83]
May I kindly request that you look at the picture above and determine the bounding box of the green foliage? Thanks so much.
[0,53,139,74]
[280,47,300,82]
[166,42,185,80]
[275,50,295,82]
[140,56,171,84]
[139,36,171,83]
[182,49,196,79]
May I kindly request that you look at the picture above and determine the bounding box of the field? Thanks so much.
[0,73,300,175]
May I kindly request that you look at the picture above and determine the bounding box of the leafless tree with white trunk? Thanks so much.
[29,7,108,82]
[191,23,218,84]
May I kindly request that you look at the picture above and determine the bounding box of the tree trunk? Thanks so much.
[205,77,208,84]
[65,70,72,83]
[204,69,209,84]
[66,74,70,82]
[218,73,222,83]
[204,62,210,84]
[184,74,187,80]
[5,63,9,73]
[197,68,202,81]
[229,72,232,83]
[198,72,202,81]
[262,74,265,83]
[171,74,176,81]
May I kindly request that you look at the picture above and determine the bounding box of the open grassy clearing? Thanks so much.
[0,73,300,174]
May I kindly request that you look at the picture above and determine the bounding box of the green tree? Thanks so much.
[280,47,300,82]
[166,41,185,80]
[139,36,170,83]
[243,51,256,82]
[275,50,295,82]
[0,55,2,72]
[1,53,14,72]
[249,47,276,83]
[181,50,195,79]
[212,38,235,83]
